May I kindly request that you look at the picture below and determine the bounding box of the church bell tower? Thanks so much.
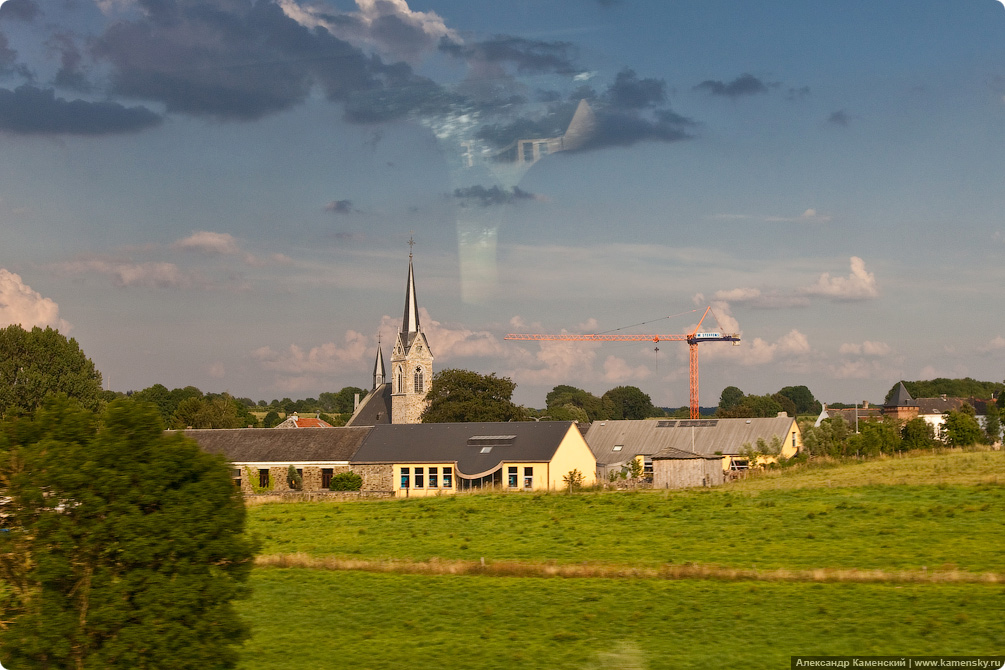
[390,242,433,424]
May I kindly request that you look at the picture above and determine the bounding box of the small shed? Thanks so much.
[651,446,725,489]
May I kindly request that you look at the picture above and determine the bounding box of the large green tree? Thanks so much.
[0,325,103,419]
[0,397,256,668]
[941,406,984,447]
[883,378,1005,404]
[601,386,661,420]
[421,369,527,422]
[319,387,367,414]
[545,385,605,422]
[776,385,822,415]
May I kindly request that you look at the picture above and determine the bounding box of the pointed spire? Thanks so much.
[401,239,420,336]
[373,336,386,390]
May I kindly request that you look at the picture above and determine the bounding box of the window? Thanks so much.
[508,466,518,488]
[396,366,403,393]
[612,445,623,452]
[321,468,334,488]
[429,467,438,488]
[233,468,242,488]
[523,466,533,489]
[792,431,797,447]
[400,467,410,488]
[415,467,425,488]
[414,367,424,393]
[443,467,453,488]
[258,469,269,488]
[480,446,492,454]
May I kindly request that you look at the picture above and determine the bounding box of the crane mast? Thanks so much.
[504,306,740,419]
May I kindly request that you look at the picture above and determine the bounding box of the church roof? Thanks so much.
[401,253,419,336]
[888,382,917,407]
[345,383,392,426]
[372,341,386,389]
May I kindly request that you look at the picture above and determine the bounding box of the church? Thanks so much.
[346,248,433,426]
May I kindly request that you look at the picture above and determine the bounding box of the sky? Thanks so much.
[1,0,1005,410]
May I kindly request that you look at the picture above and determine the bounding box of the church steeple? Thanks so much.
[372,336,386,390]
[401,238,420,337]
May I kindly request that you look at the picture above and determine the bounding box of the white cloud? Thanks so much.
[208,362,226,378]
[801,256,878,300]
[58,259,190,288]
[173,231,241,256]
[978,335,1005,353]
[709,208,832,223]
[839,341,892,356]
[713,287,761,302]
[0,269,71,331]
[701,329,810,367]
[602,355,651,383]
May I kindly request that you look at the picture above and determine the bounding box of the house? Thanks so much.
[881,383,992,440]
[351,421,597,497]
[814,402,883,428]
[273,413,333,429]
[181,427,372,493]
[584,415,802,482]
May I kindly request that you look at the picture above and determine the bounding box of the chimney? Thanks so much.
[354,393,361,411]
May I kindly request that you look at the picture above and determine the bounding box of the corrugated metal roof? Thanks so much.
[352,421,583,478]
[585,416,797,465]
[178,427,372,462]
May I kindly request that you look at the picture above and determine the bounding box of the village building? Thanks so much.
[273,413,333,429]
[584,415,802,486]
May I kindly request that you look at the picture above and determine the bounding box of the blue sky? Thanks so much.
[1,0,1004,408]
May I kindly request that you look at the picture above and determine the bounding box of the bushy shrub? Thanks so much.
[330,471,363,491]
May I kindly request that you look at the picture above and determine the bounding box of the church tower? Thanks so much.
[372,336,386,390]
[390,244,433,424]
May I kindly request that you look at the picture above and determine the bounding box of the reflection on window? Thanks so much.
[523,466,533,489]
[429,467,438,488]
[508,466,518,488]
[443,467,453,488]
[400,467,410,488]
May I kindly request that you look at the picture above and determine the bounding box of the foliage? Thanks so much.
[171,392,256,429]
[717,393,784,418]
[245,466,274,494]
[901,417,937,451]
[421,369,527,423]
[718,385,744,412]
[846,421,902,457]
[562,469,585,492]
[800,415,851,457]
[287,465,303,491]
[941,408,984,448]
[776,385,822,415]
[600,386,661,420]
[883,378,1005,404]
[0,325,103,419]
[329,471,363,491]
[983,402,1001,445]
[263,410,282,428]
[319,387,367,414]
[545,385,605,422]
[0,398,256,668]
[621,456,643,480]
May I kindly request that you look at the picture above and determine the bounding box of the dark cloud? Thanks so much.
[91,0,434,123]
[325,200,354,214]
[0,85,162,135]
[48,34,92,92]
[787,85,810,100]
[0,34,16,72]
[827,110,851,127]
[603,69,665,109]
[453,185,536,207]
[582,109,694,150]
[694,73,775,98]
[0,0,39,22]
[439,36,580,76]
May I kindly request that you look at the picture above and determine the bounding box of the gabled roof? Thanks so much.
[584,417,797,465]
[351,421,582,478]
[888,382,917,407]
[274,415,333,428]
[916,396,987,416]
[652,445,720,460]
[179,427,372,463]
[345,383,392,427]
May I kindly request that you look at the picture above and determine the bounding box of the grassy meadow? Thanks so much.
[239,449,1005,669]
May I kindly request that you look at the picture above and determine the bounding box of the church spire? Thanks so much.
[401,238,420,336]
[372,336,386,390]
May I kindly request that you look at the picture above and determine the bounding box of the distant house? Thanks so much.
[181,427,371,493]
[584,415,802,483]
[880,383,992,441]
[273,413,333,429]
[814,402,883,428]
[352,421,596,497]
[179,421,596,497]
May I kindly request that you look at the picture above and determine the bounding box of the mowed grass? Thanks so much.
[237,568,1005,670]
[246,455,1005,573]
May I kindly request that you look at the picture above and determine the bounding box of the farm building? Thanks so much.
[651,446,725,489]
[584,415,802,483]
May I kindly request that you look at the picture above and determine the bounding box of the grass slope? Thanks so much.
[238,569,1005,670]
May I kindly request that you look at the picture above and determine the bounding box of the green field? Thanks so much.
[238,450,1005,669]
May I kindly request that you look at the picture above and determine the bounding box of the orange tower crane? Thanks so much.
[504,306,740,419]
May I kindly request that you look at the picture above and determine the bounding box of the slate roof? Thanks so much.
[351,421,581,478]
[585,417,797,465]
[888,382,917,407]
[345,383,392,427]
[178,427,372,463]
[916,396,988,416]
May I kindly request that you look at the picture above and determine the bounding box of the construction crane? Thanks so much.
[504,306,740,420]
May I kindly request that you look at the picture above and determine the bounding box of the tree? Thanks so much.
[0,325,103,419]
[601,386,661,420]
[883,378,1005,404]
[776,385,822,415]
[319,387,367,415]
[545,385,605,422]
[263,410,282,428]
[718,393,784,418]
[718,386,744,413]
[942,407,983,447]
[562,469,585,492]
[0,397,256,668]
[902,417,936,451]
[984,402,1002,445]
[421,369,527,423]
[286,464,303,491]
